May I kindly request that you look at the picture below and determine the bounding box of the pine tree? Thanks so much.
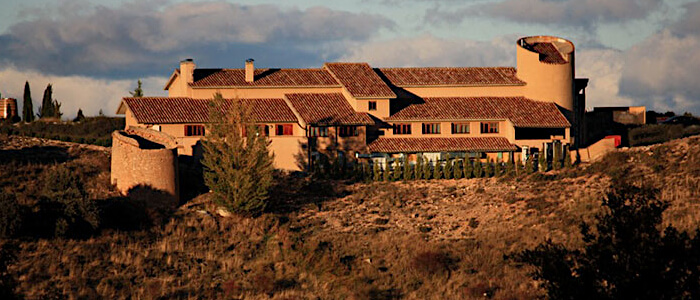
[22,81,34,122]
[383,161,392,182]
[373,162,382,181]
[538,150,547,172]
[39,84,54,119]
[129,79,144,97]
[454,158,464,179]
[201,93,275,216]
[443,154,453,179]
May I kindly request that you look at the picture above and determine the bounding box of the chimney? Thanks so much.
[245,58,254,83]
[180,58,195,84]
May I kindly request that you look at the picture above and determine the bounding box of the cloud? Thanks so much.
[426,0,662,28]
[0,65,167,119]
[575,47,635,109]
[340,34,516,67]
[0,1,393,78]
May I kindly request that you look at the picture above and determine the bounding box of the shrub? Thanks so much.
[538,151,547,172]
[473,161,483,178]
[484,159,493,177]
[0,194,21,238]
[412,250,455,276]
[38,165,99,237]
[392,159,403,181]
[373,162,382,181]
[453,158,464,179]
[504,158,514,176]
[515,184,700,299]
[402,156,412,180]
[433,161,443,180]
[423,160,433,180]
[629,124,683,146]
[525,156,535,174]
[552,143,562,170]
[563,145,573,168]
[443,155,453,179]
[465,160,474,179]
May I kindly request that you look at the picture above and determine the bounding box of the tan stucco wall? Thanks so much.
[516,36,575,112]
[383,120,509,139]
[110,128,179,202]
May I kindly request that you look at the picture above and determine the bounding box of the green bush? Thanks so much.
[629,124,684,146]
[453,158,464,179]
[38,165,100,237]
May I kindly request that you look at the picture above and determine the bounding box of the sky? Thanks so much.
[0,0,699,118]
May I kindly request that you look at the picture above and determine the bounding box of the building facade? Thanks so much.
[0,98,18,120]
[117,35,587,170]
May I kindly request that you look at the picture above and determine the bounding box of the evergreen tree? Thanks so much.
[454,158,464,179]
[373,162,382,181]
[494,158,503,177]
[39,84,54,119]
[473,160,483,178]
[392,159,403,181]
[363,161,372,182]
[383,161,392,182]
[465,159,474,178]
[424,160,433,180]
[525,155,535,174]
[505,157,515,177]
[415,156,424,180]
[402,156,412,180]
[22,81,34,122]
[443,154,453,179]
[433,160,442,179]
[563,145,573,168]
[553,142,562,170]
[484,159,493,177]
[129,79,144,97]
[515,158,524,176]
[201,93,274,216]
[73,108,86,122]
[538,151,547,172]
[52,99,62,119]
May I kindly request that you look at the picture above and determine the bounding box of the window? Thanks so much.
[451,123,470,134]
[393,123,412,135]
[339,126,359,137]
[422,123,440,134]
[480,122,499,134]
[276,124,294,136]
[368,101,377,111]
[184,125,205,136]
[309,126,329,137]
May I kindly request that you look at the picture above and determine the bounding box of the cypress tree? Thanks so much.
[22,81,34,122]
[403,156,412,180]
[40,84,54,119]
[553,142,562,170]
[393,159,403,181]
[443,154,453,179]
[433,160,442,179]
[563,145,573,168]
[515,158,524,176]
[383,161,392,182]
[363,161,372,182]
[538,150,547,172]
[73,108,86,122]
[473,160,483,178]
[484,159,493,177]
[465,159,474,178]
[424,160,433,180]
[525,155,535,174]
[494,158,503,177]
[373,162,382,181]
[415,156,424,180]
[454,158,464,179]
[505,157,515,177]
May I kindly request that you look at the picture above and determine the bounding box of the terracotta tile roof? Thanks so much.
[122,97,298,124]
[368,137,517,153]
[385,97,570,128]
[324,63,396,98]
[189,68,340,87]
[285,93,374,126]
[532,43,566,64]
[377,67,524,86]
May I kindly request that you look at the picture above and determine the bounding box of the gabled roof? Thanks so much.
[189,68,340,87]
[324,63,396,98]
[284,93,374,126]
[163,68,181,90]
[120,97,298,124]
[385,97,570,128]
[377,67,524,86]
[368,137,517,153]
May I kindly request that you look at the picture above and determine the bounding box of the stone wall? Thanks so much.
[110,127,179,202]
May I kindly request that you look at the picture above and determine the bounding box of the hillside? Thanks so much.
[0,134,699,299]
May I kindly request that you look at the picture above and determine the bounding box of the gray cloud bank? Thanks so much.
[0,1,393,78]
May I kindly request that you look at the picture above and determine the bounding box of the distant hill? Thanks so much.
[0,117,124,146]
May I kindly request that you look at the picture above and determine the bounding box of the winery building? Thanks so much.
[117,35,589,171]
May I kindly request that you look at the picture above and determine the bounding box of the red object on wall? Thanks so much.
[605,135,622,147]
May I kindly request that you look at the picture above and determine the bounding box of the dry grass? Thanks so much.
[1,135,699,299]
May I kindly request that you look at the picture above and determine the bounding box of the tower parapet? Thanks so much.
[516,36,575,112]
